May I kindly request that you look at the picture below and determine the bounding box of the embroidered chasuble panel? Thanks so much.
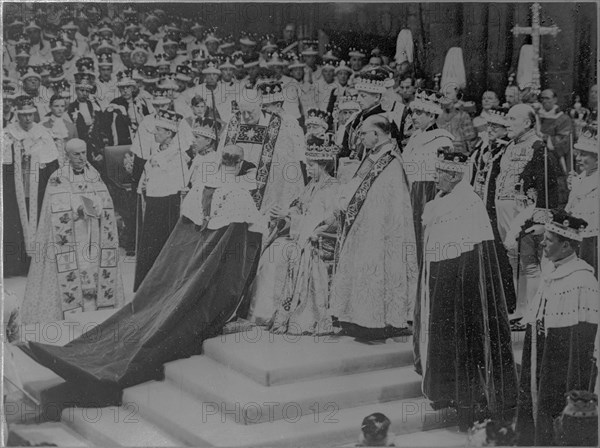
[236,124,267,144]
[336,153,395,261]
[223,112,282,210]
[49,176,119,317]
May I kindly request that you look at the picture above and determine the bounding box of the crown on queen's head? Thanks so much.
[305,133,340,161]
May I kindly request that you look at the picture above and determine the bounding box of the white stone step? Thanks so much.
[9,342,64,404]
[7,422,91,447]
[165,355,422,424]
[203,332,414,386]
[392,426,466,447]
[60,404,183,447]
[125,380,456,447]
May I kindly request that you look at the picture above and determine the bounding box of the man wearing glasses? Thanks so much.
[496,104,562,325]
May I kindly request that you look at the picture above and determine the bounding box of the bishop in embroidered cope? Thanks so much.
[328,115,418,338]
[20,139,125,324]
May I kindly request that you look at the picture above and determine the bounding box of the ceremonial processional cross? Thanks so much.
[511,2,562,214]
[512,2,560,90]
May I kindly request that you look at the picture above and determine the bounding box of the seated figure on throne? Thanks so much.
[246,134,340,335]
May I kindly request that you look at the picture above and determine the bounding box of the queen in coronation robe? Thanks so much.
[20,149,265,406]
[246,134,340,334]
[20,139,125,325]
[565,124,598,275]
[413,149,518,431]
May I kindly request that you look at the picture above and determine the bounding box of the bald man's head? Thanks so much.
[221,144,244,167]
[359,115,392,150]
[238,98,261,125]
[506,104,537,139]
[362,114,392,135]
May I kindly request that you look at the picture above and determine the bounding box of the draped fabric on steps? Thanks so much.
[20,219,261,406]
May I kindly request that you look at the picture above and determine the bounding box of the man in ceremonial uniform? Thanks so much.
[95,54,118,109]
[266,52,301,121]
[496,104,562,321]
[340,70,397,162]
[348,47,366,75]
[328,115,417,339]
[133,110,189,290]
[414,147,518,432]
[20,67,49,120]
[314,60,338,112]
[219,57,242,115]
[67,72,102,145]
[216,96,305,215]
[470,107,517,313]
[401,90,454,267]
[3,95,58,276]
[333,95,360,147]
[20,139,125,324]
[516,210,598,446]
[327,60,355,113]
[25,20,52,64]
[100,70,154,146]
[301,41,321,82]
[181,62,229,124]
[565,125,598,274]
[4,95,60,213]
[61,20,89,60]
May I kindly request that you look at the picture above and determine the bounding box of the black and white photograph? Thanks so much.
[1,1,598,446]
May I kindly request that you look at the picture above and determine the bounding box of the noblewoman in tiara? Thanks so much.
[247,133,341,334]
